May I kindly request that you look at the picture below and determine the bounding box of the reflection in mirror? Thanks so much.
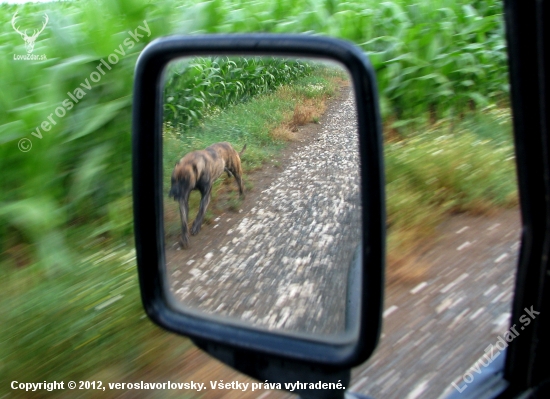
[162,56,360,337]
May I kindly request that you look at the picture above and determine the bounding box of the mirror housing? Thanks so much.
[132,34,385,384]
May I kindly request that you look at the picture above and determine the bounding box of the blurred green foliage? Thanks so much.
[385,105,517,252]
[0,0,508,269]
[0,0,164,270]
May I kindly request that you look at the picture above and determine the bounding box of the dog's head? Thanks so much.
[169,161,196,201]
[168,160,181,199]
[168,176,181,200]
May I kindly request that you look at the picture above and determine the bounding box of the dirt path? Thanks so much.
[165,85,360,336]
[158,85,521,399]
[352,209,520,398]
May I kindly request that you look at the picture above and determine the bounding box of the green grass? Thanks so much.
[0,238,194,398]
[385,105,517,254]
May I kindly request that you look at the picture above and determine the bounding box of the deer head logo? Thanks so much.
[12,12,49,54]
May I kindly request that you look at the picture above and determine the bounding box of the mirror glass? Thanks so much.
[162,55,361,337]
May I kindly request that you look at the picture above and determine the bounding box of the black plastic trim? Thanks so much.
[500,0,550,395]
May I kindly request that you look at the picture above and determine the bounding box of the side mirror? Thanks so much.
[132,34,385,397]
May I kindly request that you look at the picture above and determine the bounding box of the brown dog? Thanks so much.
[169,142,246,249]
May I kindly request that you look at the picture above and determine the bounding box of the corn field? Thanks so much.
[164,57,314,130]
[0,0,509,269]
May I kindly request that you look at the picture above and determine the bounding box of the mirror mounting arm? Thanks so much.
[193,338,351,399]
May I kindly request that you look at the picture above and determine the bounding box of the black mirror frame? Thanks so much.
[132,34,385,370]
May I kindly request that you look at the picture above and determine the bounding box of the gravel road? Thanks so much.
[163,85,521,399]
[163,209,520,399]
[166,87,361,336]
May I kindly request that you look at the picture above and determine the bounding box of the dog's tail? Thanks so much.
[239,144,247,156]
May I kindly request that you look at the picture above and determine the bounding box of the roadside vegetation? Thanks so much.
[0,0,515,395]
[385,106,517,278]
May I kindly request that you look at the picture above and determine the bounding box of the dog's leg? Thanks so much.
[236,145,246,196]
[224,167,234,178]
[231,162,245,197]
[235,173,245,197]
[191,185,212,236]
[178,192,190,249]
